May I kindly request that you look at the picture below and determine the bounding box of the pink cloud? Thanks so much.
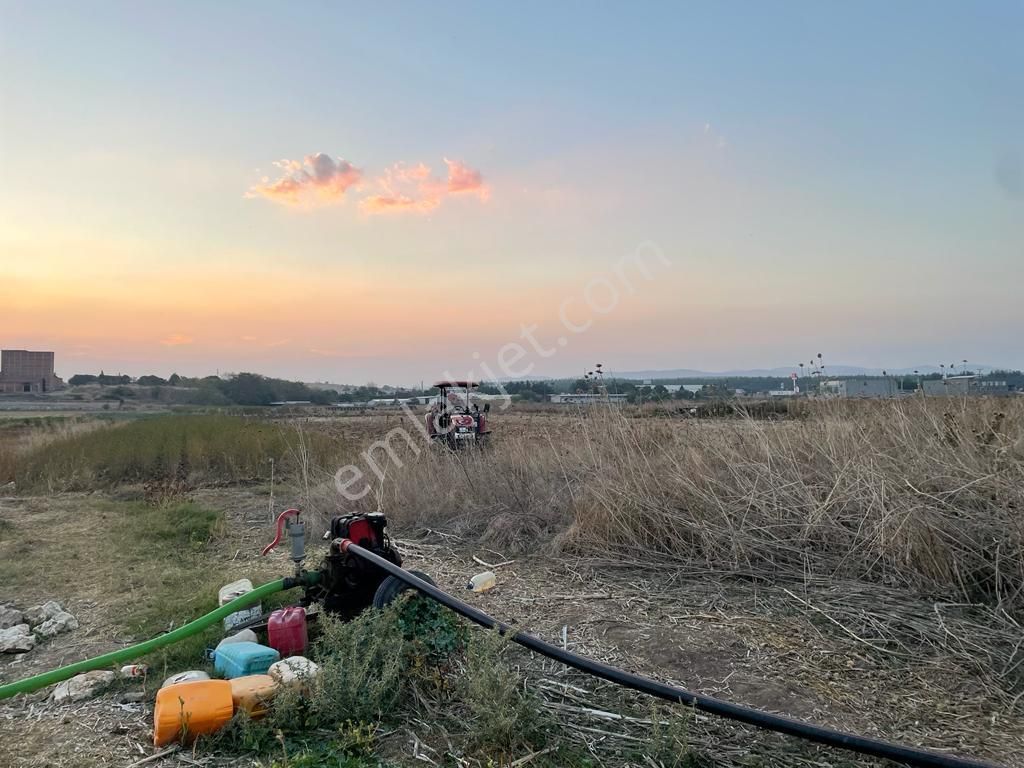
[394,162,432,183]
[359,194,441,215]
[444,158,489,199]
[247,153,362,206]
[160,333,193,346]
[359,158,489,215]
[247,154,488,214]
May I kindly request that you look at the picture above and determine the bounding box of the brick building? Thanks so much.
[0,349,65,393]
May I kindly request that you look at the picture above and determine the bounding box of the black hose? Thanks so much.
[343,541,1003,768]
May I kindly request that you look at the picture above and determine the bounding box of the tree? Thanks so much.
[629,386,652,404]
[68,374,98,386]
[217,373,275,405]
[137,375,167,386]
[309,389,339,405]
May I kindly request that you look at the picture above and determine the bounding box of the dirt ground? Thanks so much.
[1,485,1020,768]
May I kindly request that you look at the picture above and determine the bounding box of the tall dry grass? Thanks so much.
[309,397,1024,613]
[0,416,108,486]
[5,414,343,491]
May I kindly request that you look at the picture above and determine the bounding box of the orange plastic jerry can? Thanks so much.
[153,679,234,746]
[229,674,278,719]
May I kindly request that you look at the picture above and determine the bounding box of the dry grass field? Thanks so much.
[306,398,1024,611]
[1,399,1022,767]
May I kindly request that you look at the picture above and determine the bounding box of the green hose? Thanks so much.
[0,578,292,701]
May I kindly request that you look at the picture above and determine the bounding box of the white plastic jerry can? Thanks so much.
[215,628,259,650]
[161,669,210,688]
[219,578,262,631]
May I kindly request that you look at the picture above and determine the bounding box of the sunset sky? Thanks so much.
[2,2,1022,385]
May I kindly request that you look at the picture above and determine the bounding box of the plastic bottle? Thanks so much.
[120,664,148,678]
[466,570,496,593]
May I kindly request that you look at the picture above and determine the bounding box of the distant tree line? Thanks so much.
[65,371,449,406]
[65,369,1024,406]
[68,371,131,386]
[67,371,341,406]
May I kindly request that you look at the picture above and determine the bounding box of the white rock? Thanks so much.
[24,601,64,627]
[0,606,23,630]
[35,611,79,638]
[51,671,116,704]
[0,624,35,653]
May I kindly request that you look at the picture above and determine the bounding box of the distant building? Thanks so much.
[922,375,1010,396]
[923,376,971,396]
[638,382,696,393]
[821,377,898,399]
[978,379,1011,394]
[369,397,420,408]
[549,393,628,405]
[0,349,64,394]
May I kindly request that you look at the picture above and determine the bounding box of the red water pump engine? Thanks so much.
[262,509,433,621]
[303,513,406,618]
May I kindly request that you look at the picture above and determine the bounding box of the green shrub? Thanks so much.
[308,607,410,725]
[458,630,552,756]
[211,597,563,765]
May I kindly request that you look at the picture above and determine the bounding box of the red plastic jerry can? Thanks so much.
[267,607,308,656]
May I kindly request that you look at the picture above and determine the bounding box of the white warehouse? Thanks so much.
[821,378,898,398]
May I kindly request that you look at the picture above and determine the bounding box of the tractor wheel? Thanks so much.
[372,570,437,609]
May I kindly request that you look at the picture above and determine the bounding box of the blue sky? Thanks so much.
[1,2,1021,383]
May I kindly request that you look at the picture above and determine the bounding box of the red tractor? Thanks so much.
[425,380,491,448]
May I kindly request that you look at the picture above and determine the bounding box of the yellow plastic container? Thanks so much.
[153,679,234,746]
[229,674,278,719]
